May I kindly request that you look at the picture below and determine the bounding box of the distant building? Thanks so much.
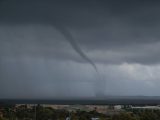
[91,118,99,120]
[42,104,69,110]
[16,104,34,109]
[131,106,160,110]
[114,105,122,110]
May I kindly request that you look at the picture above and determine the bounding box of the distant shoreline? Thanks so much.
[1,96,160,105]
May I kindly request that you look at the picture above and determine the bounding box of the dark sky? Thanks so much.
[1,0,160,99]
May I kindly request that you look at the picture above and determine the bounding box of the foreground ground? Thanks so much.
[0,104,160,120]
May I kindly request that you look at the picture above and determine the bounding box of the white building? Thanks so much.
[91,118,99,120]
[114,105,122,110]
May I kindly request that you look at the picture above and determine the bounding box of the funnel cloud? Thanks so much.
[53,24,97,71]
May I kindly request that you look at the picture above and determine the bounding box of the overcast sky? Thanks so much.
[1,0,160,99]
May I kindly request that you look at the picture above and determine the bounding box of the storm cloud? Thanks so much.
[1,0,160,99]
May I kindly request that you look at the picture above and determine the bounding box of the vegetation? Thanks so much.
[1,105,160,120]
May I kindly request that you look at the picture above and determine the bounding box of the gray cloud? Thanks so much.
[1,0,160,99]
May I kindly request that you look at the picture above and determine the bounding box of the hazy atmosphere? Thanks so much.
[1,0,160,99]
